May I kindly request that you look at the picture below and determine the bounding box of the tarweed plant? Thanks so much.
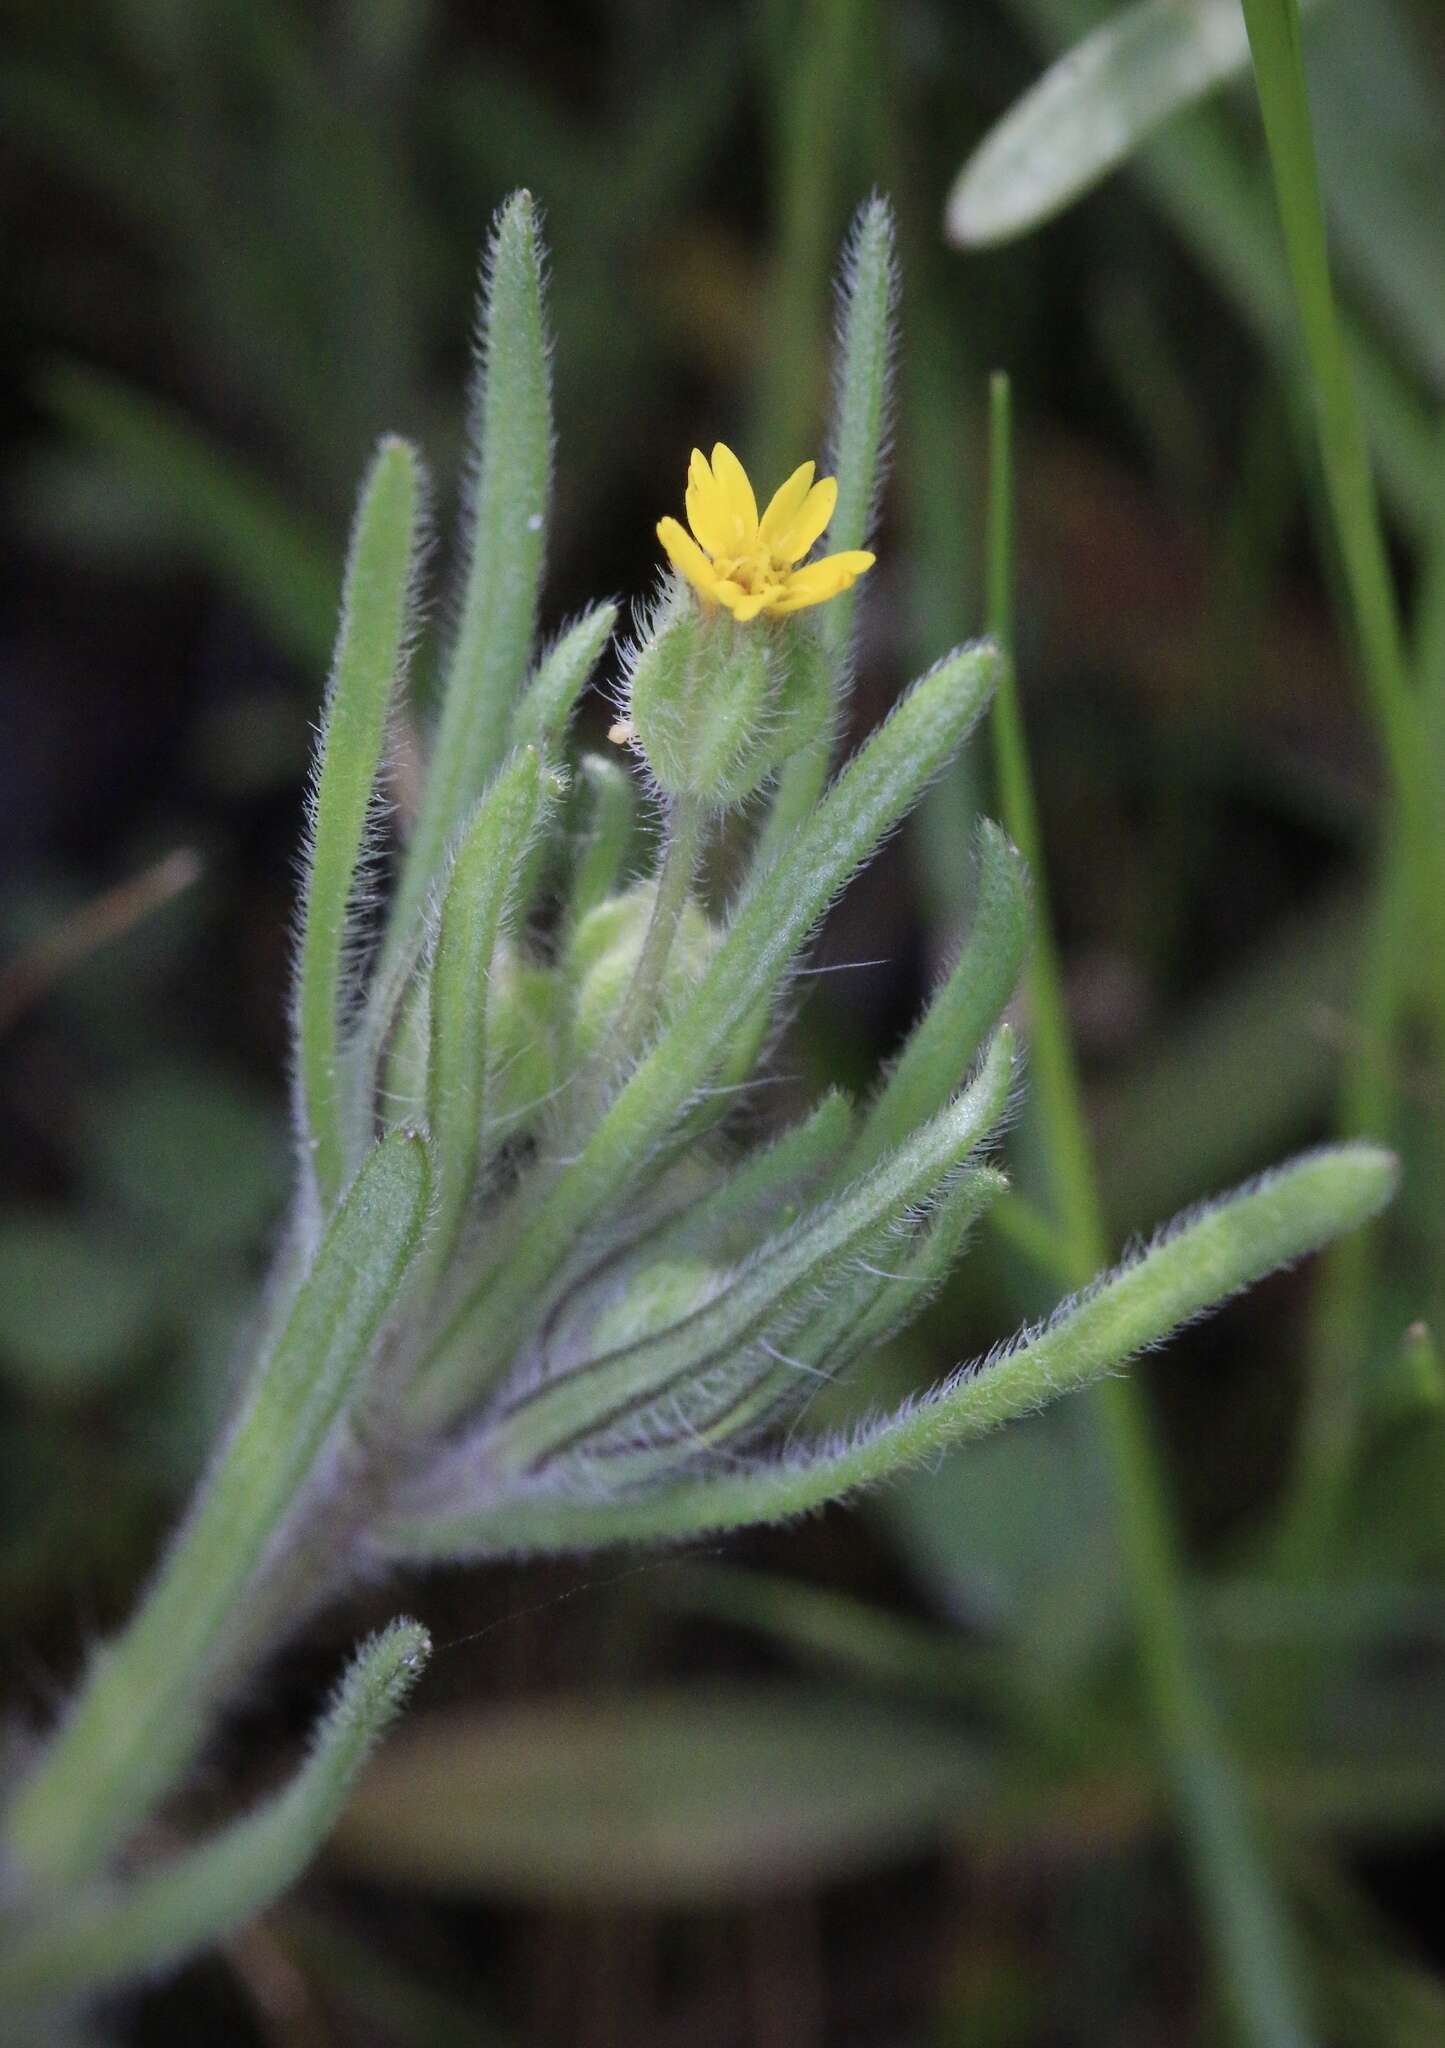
[0,190,1395,2020]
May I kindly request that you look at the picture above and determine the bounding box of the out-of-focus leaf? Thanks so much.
[881,1398,1123,1684]
[1308,0,1445,400]
[333,1687,980,1905]
[43,363,339,668]
[947,0,1294,248]
[0,1217,160,1398]
[995,0,1438,536]
[1094,887,1363,1232]
[85,1066,288,1253]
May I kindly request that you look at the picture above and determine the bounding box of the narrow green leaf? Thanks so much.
[821,193,899,659]
[946,0,1316,248]
[491,1030,1013,1471]
[380,970,431,1135]
[332,1686,979,1906]
[427,749,554,1270]
[847,820,1027,1176]
[757,197,900,861]
[384,1144,1396,1558]
[839,1165,1008,1361]
[0,1622,429,2011]
[297,438,425,1211]
[391,192,552,949]
[411,641,1000,1422]
[5,1135,431,1890]
[508,603,617,754]
[646,1091,854,1261]
[597,1165,1009,1492]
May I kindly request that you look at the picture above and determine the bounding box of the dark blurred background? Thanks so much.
[3,2,1444,2042]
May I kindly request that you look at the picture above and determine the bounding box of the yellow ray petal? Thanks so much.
[657,515,720,598]
[769,475,839,564]
[758,461,816,545]
[709,442,759,547]
[685,448,731,557]
[767,548,875,613]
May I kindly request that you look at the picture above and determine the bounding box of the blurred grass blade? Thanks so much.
[0,1622,429,2012]
[385,1144,1396,1559]
[848,819,1027,1176]
[333,1686,979,1905]
[426,749,554,1272]
[998,0,1437,538]
[948,0,1317,248]
[0,848,201,1039]
[297,438,425,1211]
[392,192,552,949]
[1239,0,1441,1554]
[44,363,339,668]
[4,1135,431,1891]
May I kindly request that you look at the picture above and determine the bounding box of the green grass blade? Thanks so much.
[0,1622,429,2012]
[1239,0,1443,1546]
[1002,0,1437,538]
[296,438,425,1212]
[983,368,1322,2048]
[3,1135,431,1891]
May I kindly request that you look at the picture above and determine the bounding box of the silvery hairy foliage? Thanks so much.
[0,190,1393,2022]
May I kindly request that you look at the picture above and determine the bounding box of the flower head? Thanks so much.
[656,443,875,622]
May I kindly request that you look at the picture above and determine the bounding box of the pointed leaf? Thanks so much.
[391,192,553,948]
[426,749,555,1270]
[848,820,1027,1175]
[332,1686,980,1905]
[0,1622,429,2010]
[946,0,1319,249]
[296,438,425,1209]
[508,602,617,754]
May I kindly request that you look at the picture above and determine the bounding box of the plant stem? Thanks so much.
[985,373,1315,2047]
[608,793,706,1072]
[1237,0,1439,1551]
[2,1138,429,1892]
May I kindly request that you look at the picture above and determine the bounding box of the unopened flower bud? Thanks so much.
[569,881,719,1053]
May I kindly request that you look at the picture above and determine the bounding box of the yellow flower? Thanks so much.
[656,443,875,622]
